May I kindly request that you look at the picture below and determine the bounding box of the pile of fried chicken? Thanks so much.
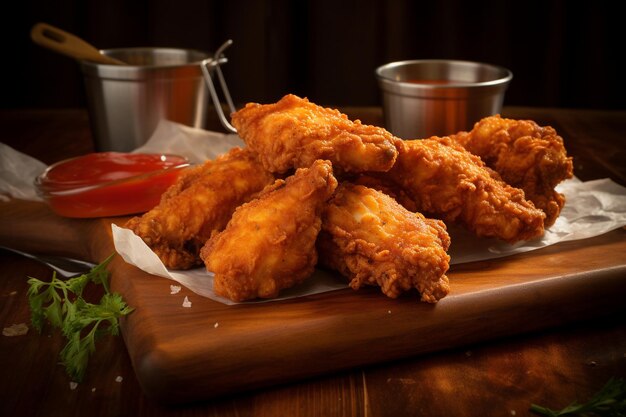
[125,94,573,303]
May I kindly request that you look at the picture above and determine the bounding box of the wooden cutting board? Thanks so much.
[2,199,626,404]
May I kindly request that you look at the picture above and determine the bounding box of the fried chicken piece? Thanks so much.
[231,94,399,174]
[125,148,274,270]
[318,182,450,303]
[350,175,419,212]
[200,160,338,302]
[453,115,573,226]
[388,138,546,243]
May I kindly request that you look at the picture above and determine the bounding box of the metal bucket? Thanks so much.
[376,60,512,139]
[80,48,210,152]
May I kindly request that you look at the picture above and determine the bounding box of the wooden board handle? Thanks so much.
[0,199,121,263]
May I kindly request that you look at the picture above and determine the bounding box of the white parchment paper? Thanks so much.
[131,120,245,164]
[0,142,47,202]
[447,177,626,264]
[2,120,626,304]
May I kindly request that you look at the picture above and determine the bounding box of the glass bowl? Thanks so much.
[35,152,190,218]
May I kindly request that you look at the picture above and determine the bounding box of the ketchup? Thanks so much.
[36,152,189,218]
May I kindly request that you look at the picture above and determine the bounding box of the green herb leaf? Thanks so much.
[530,377,626,417]
[26,253,133,382]
[27,277,47,332]
[60,330,91,382]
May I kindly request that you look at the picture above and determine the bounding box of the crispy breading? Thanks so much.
[350,175,419,212]
[231,94,399,174]
[388,138,546,243]
[201,160,337,302]
[125,148,274,269]
[318,182,450,303]
[453,115,573,226]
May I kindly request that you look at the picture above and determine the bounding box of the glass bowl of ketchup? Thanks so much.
[35,152,190,218]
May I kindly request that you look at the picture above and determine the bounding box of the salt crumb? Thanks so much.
[3,323,29,336]
[588,360,597,367]
[69,382,78,390]
[387,310,391,314]
[214,322,219,328]
[9,291,17,296]
[182,296,192,308]
[170,285,181,295]
[115,376,123,383]
[510,410,516,416]
[91,387,96,393]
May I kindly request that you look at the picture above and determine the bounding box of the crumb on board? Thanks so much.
[182,296,192,308]
[69,382,78,390]
[170,285,181,295]
[115,376,123,383]
[214,322,219,328]
[2,323,29,336]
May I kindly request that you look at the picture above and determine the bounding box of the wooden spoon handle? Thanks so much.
[30,22,125,65]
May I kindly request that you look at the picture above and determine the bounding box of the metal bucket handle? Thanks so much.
[201,40,237,133]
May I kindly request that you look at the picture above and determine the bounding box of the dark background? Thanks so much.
[3,0,623,110]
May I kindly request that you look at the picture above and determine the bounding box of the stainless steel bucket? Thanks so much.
[376,60,512,139]
[80,48,210,152]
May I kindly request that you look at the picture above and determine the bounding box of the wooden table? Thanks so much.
[1,107,625,416]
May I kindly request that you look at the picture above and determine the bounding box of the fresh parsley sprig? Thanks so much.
[530,377,626,417]
[27,253,133,382]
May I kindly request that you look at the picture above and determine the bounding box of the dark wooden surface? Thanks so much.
[1,107,626,416]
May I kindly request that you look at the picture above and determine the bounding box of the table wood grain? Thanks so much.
[1,106,625,417]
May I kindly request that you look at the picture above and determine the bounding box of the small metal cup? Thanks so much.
[80,48,211,152]
[376,60,512,139]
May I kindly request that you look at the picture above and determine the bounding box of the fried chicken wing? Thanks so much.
[318,182,450,303]
[200,160,338,302]
[388,138,546,243]
[453,115,573,226]
[231,94,399,174]
[350,175,419,212]
[125,148,274,269]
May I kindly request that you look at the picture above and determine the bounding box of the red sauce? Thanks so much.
[37,152,189,218]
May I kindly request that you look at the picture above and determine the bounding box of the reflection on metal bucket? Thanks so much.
[80,48,211,152]
[376,60,512,139]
